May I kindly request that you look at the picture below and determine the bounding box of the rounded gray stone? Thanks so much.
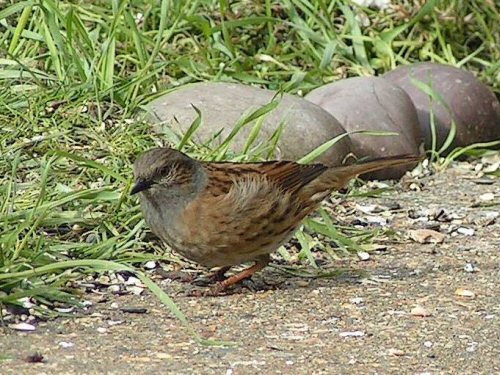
[145,82,351,165]
[383,63,500,152]
[306,76,423,180]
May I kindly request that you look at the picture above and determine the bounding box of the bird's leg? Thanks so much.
[191,265,231,287]
[209,254,271,294]
[187,255,270,296]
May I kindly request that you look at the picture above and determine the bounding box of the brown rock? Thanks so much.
[306,76,423,180]
[383,63,500,152]
[145,82,351,165]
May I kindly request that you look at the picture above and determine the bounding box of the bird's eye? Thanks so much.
[158,167,175,185]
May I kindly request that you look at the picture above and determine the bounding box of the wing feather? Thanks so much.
[202,160,327,195]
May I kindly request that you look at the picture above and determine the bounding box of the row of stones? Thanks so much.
[146,63,500,180]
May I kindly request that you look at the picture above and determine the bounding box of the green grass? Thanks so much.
[0,0,499,340]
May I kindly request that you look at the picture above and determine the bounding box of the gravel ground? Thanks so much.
[1,162,499,375]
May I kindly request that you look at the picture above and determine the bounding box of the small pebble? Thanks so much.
[455,288,475,298]
[54,307,74,313]
[473,211,498,226]
[127,286,144,295]
[110,302,119,309]
[97,327,108,333]
[365,216,387,226]
[58,341,75,348]
[463,263,477,273]
[9,322,36,331]
[107,320,124,326]
[409,229,445,244]
[474,178,494,185]
[85,233,99,244]
[97,275,111,285]
[295,280,310,287]
[409,182,420,191]
[350,297,364,305]
[339,331,365,338]
[356,204,379,214]
[424,341,433,348]
[479,192,494,201]
[120,307,148,314]
[125,276,142,286]
[18,297,34,309]
[387,348,405,356]
[411,306,432,317]
[144,260,157,269]
[108,285,121,293]
[357,251,370,261]
[466,342,478,352]
[457,227,475,236]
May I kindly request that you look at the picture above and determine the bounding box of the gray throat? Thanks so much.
[139,163,207,229]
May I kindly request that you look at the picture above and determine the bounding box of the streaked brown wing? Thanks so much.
[257,161,327,192]
[203,160,327,195]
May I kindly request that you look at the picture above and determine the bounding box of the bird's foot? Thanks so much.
[187,255,271,297]
[191,266,232,287]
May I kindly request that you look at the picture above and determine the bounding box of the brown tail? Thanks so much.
[317,154,423,190]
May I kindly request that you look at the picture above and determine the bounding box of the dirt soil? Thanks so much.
[1,162,499,375]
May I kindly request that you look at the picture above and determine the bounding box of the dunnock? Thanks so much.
[132,147,421,294]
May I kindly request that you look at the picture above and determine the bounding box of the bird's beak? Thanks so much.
[130,179,152,195]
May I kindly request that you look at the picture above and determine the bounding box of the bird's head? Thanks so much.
[131,147,196,195]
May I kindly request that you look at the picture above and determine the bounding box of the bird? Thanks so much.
[131,147,422,294]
